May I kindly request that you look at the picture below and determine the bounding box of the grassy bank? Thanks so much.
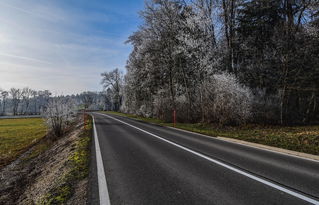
[0,118,47,168]
[102,111,319,155]
[40,115,92,205]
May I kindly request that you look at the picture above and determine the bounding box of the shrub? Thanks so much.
[42,98,75,137]
[202,72,252,125]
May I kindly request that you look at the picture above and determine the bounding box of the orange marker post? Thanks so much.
[173,110,176,127]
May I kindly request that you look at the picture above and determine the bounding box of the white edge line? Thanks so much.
[92,115,111,205]
[166,125,319,163]
[102,113,318,163]
[96,113,319,205]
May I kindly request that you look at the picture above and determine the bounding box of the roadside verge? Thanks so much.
[0,115,92,205]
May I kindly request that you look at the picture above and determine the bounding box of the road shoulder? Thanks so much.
[217,136,319,162]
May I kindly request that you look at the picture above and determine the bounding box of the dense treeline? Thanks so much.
[102,0,319,125]
[0,88,110,116]
[0,88,51,116]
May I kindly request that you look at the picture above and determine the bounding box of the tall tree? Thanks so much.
[101,68,123,111]
[221,0,239,75]
[21,87,33,115]
[80,91,96,109]
[10,88,22,115]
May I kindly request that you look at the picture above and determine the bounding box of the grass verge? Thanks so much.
[102,111,319,155]
[21,141,51,162]
[0,118,47,168]
[39,116,92,205]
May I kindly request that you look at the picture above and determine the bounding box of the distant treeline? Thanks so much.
[0,88,112,116]
[102,0,319,125]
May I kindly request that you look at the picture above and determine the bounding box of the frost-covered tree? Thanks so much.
[21,87,33,115]
[37,90,51,114]
[31,90,38,114]
[175,1,220,121]
[124,0,222,121]
[42,97,75,137]
[0,89,2,114]
[125,0,187,117]
[10,88,22,115]
[202,73,252,125]
[101,68,123,111]
[121,0,319,125]
[80,91,95,109]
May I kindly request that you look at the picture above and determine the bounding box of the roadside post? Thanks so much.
[83,109,86,129]
[173,110,176,127]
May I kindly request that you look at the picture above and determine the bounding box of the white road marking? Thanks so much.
[98,112,319,163]
[92,116,111,205]
[97,113,319,205]
[167,126,319,163]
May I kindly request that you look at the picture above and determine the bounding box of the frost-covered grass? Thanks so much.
[102,111,319,155]
[0,118,47,168]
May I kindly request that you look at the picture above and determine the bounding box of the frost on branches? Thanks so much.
[42,98,75,137]
[202,73,252,125]
[115,0,319,125]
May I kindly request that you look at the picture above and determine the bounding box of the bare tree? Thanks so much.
[10,88,22,115]
[0,90,9,115]
[220,0,239,75]
[21,87,33,115]
[101,68,123,111]
[80,91,95,109]
[0,89,2,114]
[38,90,51,113]
[42,97,75,137]
[31,90,38,114]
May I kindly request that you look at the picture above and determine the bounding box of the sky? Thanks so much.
[0,0,144,95]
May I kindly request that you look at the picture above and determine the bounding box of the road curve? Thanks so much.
[89,112,319,205]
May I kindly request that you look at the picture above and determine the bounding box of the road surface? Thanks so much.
[89,112,319,205]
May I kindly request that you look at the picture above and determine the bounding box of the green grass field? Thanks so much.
[102,111,319,155]
[0,118,47,167]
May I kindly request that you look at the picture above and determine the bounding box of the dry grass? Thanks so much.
[0,118,47,168]
[102,111,319,155]
[38,116,92,205]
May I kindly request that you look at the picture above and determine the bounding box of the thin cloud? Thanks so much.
[0,0,142,94]
[0,2,37,17]
[0,53,52,65]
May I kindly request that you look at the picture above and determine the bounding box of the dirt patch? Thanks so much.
[67,179,88,205]
[0,118,90,205]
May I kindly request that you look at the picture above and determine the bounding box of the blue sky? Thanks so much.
[0,0,144,94]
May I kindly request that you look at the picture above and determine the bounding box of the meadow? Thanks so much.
[0,118,47,168]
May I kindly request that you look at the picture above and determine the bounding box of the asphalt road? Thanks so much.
[89,112,319,205]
